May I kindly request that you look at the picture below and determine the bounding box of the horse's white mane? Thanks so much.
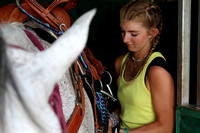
[0,9,96,133]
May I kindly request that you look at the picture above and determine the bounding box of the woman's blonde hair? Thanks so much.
[118,0,163,83]
[120,0,162,48]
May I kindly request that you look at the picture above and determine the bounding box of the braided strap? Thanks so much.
[95,92,110,125]
[16,0,63,35]
[119,128,129,133]
[109,112,119,127]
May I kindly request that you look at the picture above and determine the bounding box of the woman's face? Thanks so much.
[120,20,152,53]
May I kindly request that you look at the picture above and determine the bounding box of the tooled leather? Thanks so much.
[0,2,43,23]
[24,0,70,31]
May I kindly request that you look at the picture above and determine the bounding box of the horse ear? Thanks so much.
[41,8,96,86]
[6,9,96,100]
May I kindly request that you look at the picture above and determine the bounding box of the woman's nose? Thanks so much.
[122,33,129,43]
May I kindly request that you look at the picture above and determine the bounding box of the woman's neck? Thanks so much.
[132,48,150,61]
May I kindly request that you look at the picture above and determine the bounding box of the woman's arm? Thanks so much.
[128,66,175,133]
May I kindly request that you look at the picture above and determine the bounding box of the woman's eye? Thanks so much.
[131,33,137,36]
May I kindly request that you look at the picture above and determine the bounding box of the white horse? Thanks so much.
[0,9,96,133]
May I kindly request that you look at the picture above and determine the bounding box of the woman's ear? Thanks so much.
[149,27,159,38]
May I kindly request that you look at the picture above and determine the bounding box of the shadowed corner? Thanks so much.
[0,29,6,132]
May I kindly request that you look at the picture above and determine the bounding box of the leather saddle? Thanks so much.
[0,0,78,31]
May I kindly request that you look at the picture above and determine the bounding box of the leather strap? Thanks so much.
[81,51,101,80]
[84,47,106,75]
[67,105,83,133]
[68,60,85,133]
[0,2,43,23]
[69,48,108,132]
[92,76,100,130]
[69,54,102,132]
[24,0,70,31]
[80,50,102,131]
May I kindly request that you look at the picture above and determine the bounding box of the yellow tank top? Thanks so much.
[117,52,165,129]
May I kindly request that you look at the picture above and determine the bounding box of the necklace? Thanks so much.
[130,59,143,80]
[130,52,149,80]
[131,52,149,62]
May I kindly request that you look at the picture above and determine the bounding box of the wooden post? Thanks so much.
[177,0,191,106]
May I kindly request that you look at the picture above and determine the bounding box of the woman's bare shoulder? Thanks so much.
[146,65,174,92]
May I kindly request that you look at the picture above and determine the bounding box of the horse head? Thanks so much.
[0,9,96,133]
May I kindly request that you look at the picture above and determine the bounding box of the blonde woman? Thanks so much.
[108,0,175,132]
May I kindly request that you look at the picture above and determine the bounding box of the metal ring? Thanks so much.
[59,23,67,32]
[98,79,103,90]
[104,70,112,85]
